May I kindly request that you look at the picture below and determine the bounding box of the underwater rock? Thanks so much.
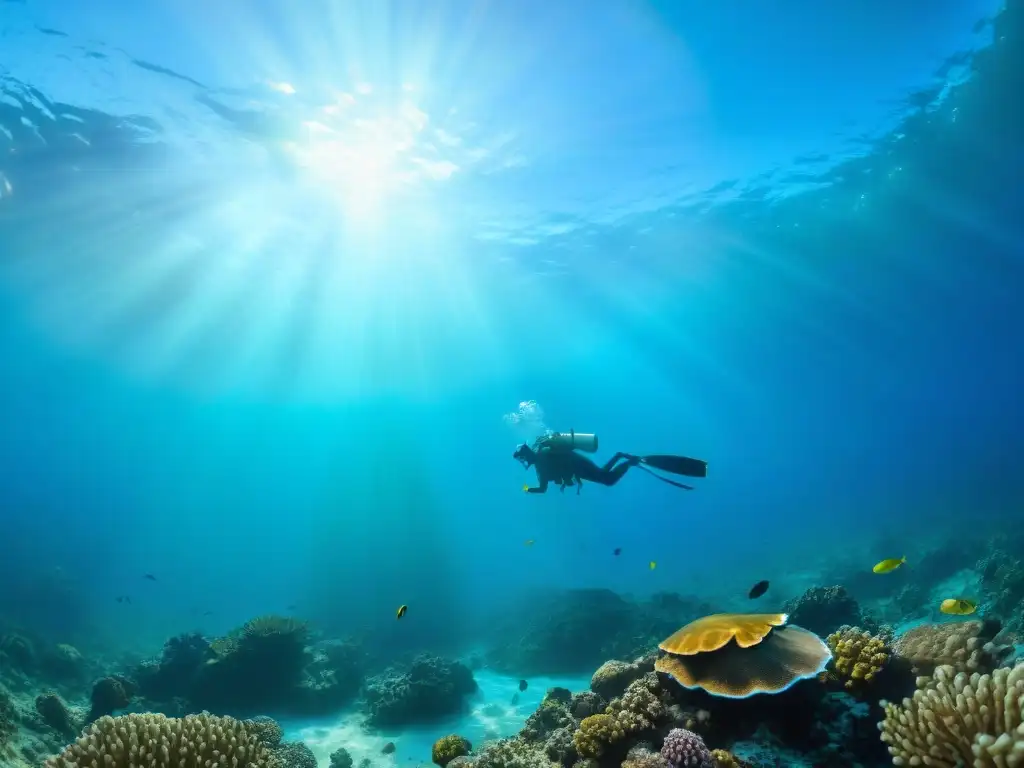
[361,654,478,728]
[432,734,472,767]
[39,644,87,685]
[977,547,1024,634]
[191,616,313,716]
[87,676,134,722]
[591,659,647,700]
[330,746,354,768]
[34,692,76,738]
[0,633,36,673]
[1,687,17,754]
[783,586,864,636]
[483,589,707,676]
[294,639,367,715]
[569,690,606,720]
[133,632,211,703]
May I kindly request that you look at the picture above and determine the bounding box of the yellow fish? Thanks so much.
[522,484,530,492]
[396,604,408,620]
[649,561,657,570]
[524,539,535,547]
[939,598,977,616]
[872,556,906,574]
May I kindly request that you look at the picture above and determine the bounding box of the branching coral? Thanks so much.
[43,712,270,768]
[893,620,1008,676]
[878,661,1024,766]
[825,625,891,689]
[432,735,472,766]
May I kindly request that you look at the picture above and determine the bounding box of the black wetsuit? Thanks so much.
[524,448,638,494]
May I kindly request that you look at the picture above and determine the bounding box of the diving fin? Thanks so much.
[638,454,708,479]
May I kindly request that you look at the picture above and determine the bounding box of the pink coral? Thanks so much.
[660,728,712,768]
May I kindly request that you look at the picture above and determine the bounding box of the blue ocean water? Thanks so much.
[1,1,1023,766]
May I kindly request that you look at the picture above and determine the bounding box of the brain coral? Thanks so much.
[878,661,1024,767]
[44,712,269,768]
[893,619,1007,675]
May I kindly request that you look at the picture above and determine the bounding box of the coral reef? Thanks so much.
[825,626,892,691]
[193,616,313,715]
[246,715,285,747]
[474,736,555,768]
[43,712,270,767]
[433,734,472,766]
[783,586,865,636]
[879,661,1024,766]
[892,619,1009,675]
[271,741,318,768]
[361,654,477,728]
[660,728,712,768]
[522,688,576,741]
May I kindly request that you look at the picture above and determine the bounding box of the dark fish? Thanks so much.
[748,580,769,599]
[382,742,396,755]
[396,604,408,620]
[202,611,213,616]
[144,573,157,581]
[115,596,131,604]
[518,679,528,692]
[287,604,297,610]
[613,548,622,556]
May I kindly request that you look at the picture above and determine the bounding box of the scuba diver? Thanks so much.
[513,429,708,494]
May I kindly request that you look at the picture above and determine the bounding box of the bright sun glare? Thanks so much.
[278,83,461,222]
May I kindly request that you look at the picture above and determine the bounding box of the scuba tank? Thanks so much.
[535,429,599,453]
